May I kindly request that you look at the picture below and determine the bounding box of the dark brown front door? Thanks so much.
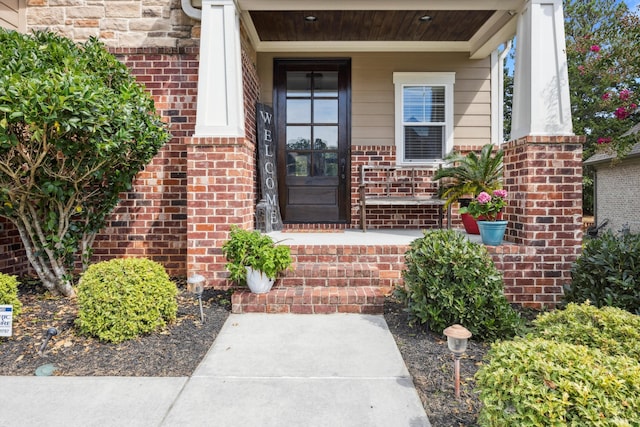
[274,59,350,223]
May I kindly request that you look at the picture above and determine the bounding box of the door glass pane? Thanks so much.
[313,99,338,123]
[287,99,311,123]
[313,126,338,150]
[286,126,311,150]
[286,152,310,176]
[314,72,338,97]
[287,71,311,97]
[313,152,338,176]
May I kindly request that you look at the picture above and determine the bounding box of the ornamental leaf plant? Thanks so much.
[459,190,507,221]
[0,30,171,297]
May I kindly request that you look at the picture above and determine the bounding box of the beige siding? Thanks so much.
[258,51,492,149]
[0,0,24,31]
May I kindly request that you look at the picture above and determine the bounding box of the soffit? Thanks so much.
[236,0,525,57]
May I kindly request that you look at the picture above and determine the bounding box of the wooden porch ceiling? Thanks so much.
[249,10,495,42]
[236,0,524,58]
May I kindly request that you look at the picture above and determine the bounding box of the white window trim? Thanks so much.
[393,72,455,166]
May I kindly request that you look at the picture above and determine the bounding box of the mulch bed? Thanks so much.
[1,280,488,426]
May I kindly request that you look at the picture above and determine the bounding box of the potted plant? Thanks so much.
[461,190,508,245]
[221,226,293,293]
[433,144,503,234]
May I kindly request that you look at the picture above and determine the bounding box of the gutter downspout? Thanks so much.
[181,0,202,20]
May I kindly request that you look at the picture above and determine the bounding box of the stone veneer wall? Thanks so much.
[25,0,199,48]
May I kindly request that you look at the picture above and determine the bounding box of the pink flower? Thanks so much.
[476,192,491,204]
[602,92,611,100]
[615,107,630,120]
[597,137,612,145]
[620,89,631,101]
[630,103,638,110]
[590,45,601,52]
[493,189,507,199]
[578,65,585,74]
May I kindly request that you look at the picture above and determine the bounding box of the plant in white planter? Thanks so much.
[221,226,293,293]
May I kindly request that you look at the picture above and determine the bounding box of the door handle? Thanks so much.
[340,158,346,180]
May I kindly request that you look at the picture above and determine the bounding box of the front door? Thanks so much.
[274,59,350,223]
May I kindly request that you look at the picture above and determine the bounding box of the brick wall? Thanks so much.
[593,156,640,233]
[26,0,199,48]
[90,46,199,276]
[351,145,444,229]
[0,218,29,275]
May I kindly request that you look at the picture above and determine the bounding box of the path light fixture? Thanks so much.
[38,327,58,356]
[187,273,205,324]
[443,324,472,399]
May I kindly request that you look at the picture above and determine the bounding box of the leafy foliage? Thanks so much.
[563,229,640,314]
[396,229,524,341]
[0,29,171,296]
[475,337,640,426]
[222,226,293,284]
[76,258,177,343]
[432,144,503,208]
[563,1,640,213]
[533,302,640,360]
[0,273,21,317]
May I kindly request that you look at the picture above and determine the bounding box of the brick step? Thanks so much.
[231,286,390,314]
[279,262,381,287]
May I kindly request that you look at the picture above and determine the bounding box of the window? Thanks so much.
[393,72,455,165]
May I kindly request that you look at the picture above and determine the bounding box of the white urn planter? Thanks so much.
[245,266,275,294]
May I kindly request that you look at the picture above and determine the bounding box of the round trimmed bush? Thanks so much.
[396,229,524,341]
[76,258,177,343]
[533,302,640,360]
[0,273,21,317]
[476,338,640,426]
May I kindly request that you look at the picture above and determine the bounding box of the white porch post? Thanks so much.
[195,0,245,137]
[511,0,573,139]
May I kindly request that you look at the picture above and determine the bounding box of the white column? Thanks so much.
[511,0,573,139]
[194,0,245,137]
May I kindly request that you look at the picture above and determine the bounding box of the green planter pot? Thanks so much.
[477,220,507,246]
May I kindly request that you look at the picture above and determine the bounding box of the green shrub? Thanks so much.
[533,302,640,360]
[476,338,640,426]
[0,273,21,317]
[396,229,524,341]
[76,258,177,343]
[564,229,640,314]
[222,226,293,284]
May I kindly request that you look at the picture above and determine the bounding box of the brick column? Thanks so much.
[186,138,255,287]
[499,135,584,307]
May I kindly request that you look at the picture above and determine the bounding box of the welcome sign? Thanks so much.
[256,103,283,231]
[0,305,13,337]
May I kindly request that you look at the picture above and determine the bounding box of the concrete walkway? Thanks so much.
[0,314,430,427]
